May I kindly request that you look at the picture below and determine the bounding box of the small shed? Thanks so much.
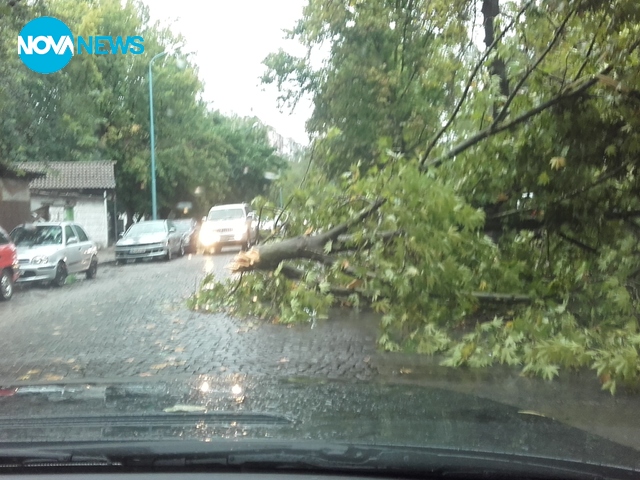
[17,161,116,248]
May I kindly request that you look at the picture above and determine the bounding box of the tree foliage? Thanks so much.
[0,0,287,221]
[192,0,640,393]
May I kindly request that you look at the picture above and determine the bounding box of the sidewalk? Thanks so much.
[98,246,116,265]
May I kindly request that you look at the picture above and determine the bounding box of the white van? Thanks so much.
[198,203,258,254]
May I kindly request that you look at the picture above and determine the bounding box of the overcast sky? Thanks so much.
[140,0,312,145]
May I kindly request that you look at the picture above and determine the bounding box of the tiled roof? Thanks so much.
[0,162,44,180]
[16,161,116,190]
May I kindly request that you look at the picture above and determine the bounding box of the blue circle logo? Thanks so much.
[18,17,74,74]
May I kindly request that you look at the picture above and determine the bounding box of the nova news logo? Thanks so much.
[18,16,144,74]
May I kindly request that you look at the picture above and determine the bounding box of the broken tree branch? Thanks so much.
[557,231,598,254]
[486,164,627,223]
[228,198,386,274]
[419,0,534,166]
[317,197,387,244]
[420,65,613,172]
[493,5,576,126]
[573,15,606,81]
[333,230,403,252]
[273,264,368,299]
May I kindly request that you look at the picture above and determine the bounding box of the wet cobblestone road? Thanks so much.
[2,249,640,452]
[0,250,379,383]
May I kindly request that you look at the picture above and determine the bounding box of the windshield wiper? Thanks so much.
[0,441,636,479]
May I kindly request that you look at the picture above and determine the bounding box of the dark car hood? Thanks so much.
[0,374,638,471]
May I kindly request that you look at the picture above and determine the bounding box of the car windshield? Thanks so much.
[2,0,640,476]
[173,220,194,232]
[208,208,244,221]
[11,225,63,246]
[125,222,165,236]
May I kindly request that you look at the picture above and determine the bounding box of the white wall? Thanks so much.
[31,195,109,249]
[73,198,108,248]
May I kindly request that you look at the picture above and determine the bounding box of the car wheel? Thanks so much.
[86,257,98,279]
[52,261,67,287]
[212,245,221,255]
[0,269,13,301]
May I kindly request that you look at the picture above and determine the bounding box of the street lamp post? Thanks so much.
[148,51,168,220]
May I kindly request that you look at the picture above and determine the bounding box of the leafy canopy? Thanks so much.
[0,0,288,220]
[193,0,640,394]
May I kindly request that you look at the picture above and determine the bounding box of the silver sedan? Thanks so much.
[115,220,183,264]
[11,222,98,287]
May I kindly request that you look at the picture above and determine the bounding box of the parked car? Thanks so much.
[0,225,19,300]
[198,203,258,254]
[172,218,199,254]
[115,219,183,264]
[10,222,98,287]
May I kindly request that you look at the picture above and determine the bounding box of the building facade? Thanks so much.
[17,161,116,248]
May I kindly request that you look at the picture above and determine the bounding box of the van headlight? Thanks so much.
[199,230,219,247]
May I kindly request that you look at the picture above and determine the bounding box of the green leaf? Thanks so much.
[537,172,550,186]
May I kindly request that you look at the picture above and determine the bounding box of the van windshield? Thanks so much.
[208,208,244,221]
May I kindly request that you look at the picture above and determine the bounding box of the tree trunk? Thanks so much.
[228,198,387,274]
[482,0,510,109]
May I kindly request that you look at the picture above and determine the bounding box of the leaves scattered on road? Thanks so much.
[17,369,41,380]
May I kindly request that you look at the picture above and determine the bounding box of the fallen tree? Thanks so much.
[191,0,640,394]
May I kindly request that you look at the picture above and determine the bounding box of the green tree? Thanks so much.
[1,0,282,224]
[193,0,640,394]
[209,114,288,204]
[263,0,472,176]
[0,0,91,164]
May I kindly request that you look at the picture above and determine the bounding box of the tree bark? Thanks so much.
[228,198,386,273]
[482,0,510,104]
